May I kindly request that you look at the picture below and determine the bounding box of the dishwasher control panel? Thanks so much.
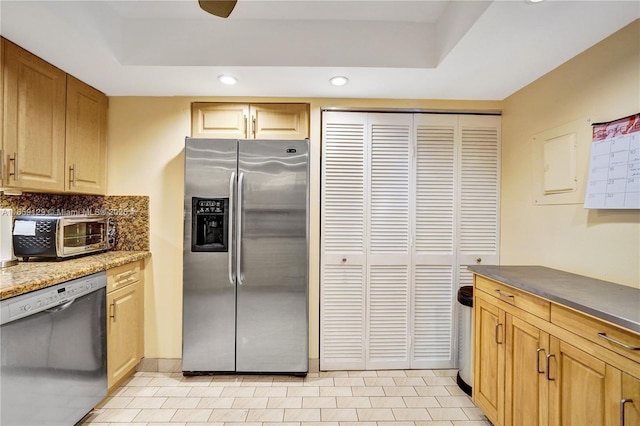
[0,271,107,325]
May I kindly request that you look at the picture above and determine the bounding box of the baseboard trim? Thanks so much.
[138,358,321,374]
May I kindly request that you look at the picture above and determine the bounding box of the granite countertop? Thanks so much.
[0,251,151,300]
[468,265,640,333]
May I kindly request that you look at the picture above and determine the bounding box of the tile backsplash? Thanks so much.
[0,193,149,251]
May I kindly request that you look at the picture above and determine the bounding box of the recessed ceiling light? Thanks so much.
[329,76,349,87]
[218,75,238,85]
[526,0,545,3]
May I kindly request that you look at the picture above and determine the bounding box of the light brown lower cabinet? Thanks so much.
[548,339,640,425]
[548,337,612,425]
[620,372,640,425]
[474,293,549,426]
[473,274,640,426]
[473,295,504,424]
[106,261,144,393]
[504,315,549,426]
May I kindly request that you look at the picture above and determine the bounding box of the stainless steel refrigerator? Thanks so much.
[182,137,309,374]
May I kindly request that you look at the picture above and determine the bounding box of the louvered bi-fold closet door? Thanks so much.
[320,112,368,370]
[320,112,500,371]
[411,114,457,368]
[457,115,501,286]
[456,115,501,375]
[366,113,413,370]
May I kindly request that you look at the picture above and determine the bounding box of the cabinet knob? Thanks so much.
[342,258,347,263]
[476,257,482,264]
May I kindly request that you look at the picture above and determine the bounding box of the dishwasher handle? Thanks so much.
[44,299,75,313]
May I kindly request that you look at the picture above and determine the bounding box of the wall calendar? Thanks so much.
[584,113,640,209]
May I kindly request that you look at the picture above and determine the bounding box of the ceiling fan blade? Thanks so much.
[198,0,237,18]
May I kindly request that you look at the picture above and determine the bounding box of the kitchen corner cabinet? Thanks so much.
[475,293,551,426]
[473,274,640,426]
[106,260,144,393]
[1,38,107,194]
[191,102,310,139]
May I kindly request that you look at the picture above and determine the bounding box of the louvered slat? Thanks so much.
[412,265,454,367]
[368,265,409,367]
[415,124,455,254]
[460,126,499,254]
[370,123,410,253]
[458,265,475,288]
[323,121,366,253]
[321,265,365,368]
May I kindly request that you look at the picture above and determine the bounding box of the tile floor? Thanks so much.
[79,369,490,426]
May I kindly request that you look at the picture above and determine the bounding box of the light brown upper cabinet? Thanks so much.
[1,39,4,187]
[191,102,310,140]
[1,38,107,194]
[65,75,107,194]
[2,38,67,192]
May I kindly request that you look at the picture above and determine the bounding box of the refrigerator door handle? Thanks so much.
[228,171,236,285]
[236,172,244,285]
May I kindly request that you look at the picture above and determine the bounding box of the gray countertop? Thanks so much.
[467,265,640,333]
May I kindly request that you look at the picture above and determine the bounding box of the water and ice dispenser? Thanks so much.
[191,198,228,252]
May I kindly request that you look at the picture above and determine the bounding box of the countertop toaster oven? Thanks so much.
[12,215,112,260]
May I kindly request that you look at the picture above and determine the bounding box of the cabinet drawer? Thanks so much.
[107,261,141,293]
[475,275,550,321]
[551,303,640,364]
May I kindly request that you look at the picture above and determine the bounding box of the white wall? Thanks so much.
[107,18,640,363]
[107,96,501,359]
[500,20,640,288]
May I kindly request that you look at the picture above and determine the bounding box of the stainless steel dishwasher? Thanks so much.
[1,271,107,425]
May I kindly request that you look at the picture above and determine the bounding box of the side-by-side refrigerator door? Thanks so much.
[183,137,237,372]
[236,139,309,373]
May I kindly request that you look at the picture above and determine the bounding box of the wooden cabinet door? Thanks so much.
[504,315,549,426]
[191,103,309,140]
[191,102,249,138]
[548,338,612,426]
[107,281,142,392]
[620,373,640,426]
[250,103,309,139]
[473,294,505,426]
[3,39,66,192]
[1,39,4,186]
[65,75,107,194]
